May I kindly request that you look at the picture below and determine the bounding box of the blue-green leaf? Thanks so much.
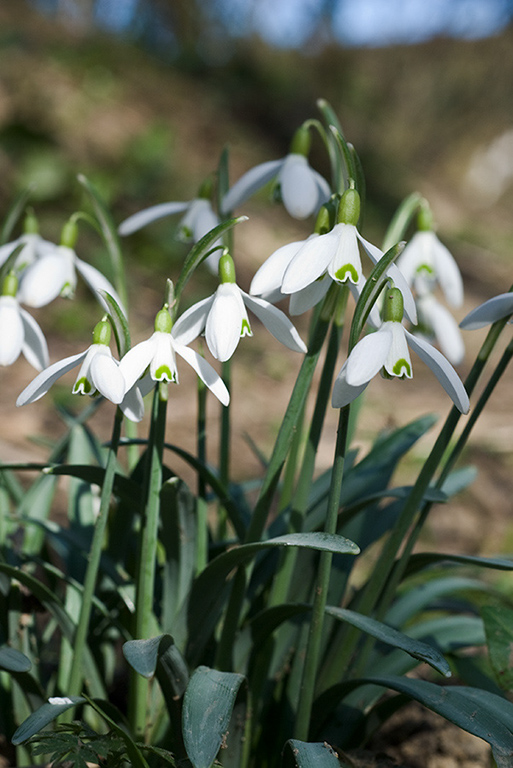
[0,646,31,673]
[284,739,341,768]
[12,696,85,745]
[182,666,245,768]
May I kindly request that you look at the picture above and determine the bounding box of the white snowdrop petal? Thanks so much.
[250,239,308,297]
[20,307,49,371]
[221,159,284,214]
[90,350,126,404]
[118,201,189,235]
[75,258,126,315]
[404,329,469,414]
[17,350,88,406]
[345,328,393,387]
[119,336,158,390]
[289,277,330,316]
[282,232,337,294]
[419,296,465,365]
[460,293,513,330]
[172,296,214,346]
[19,251,75,308]
[174,343,230,406]
[384,322,413,379]
[328,224,362,284]
[279,154,320,219]
[332,360,370,408]
[149,333,178,382]
[0,297,24,366]
[431,236,464,307]
[205,284,245,362]
[242,292,307,353]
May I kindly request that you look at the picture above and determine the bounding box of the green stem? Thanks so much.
[196,372,208,574]
[66,408,122,699]
[294,405,350,740]
[130,383,168,740]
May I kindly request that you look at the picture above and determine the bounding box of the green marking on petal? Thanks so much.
[60,282,75,299]
[155,365,175,382]
[241,318,252,338]
[417,263,435,276]
[334,264,359,283]
[392,358,412,378]
[73,377,92,395]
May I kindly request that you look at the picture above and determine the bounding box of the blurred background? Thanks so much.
[2,0,513,555]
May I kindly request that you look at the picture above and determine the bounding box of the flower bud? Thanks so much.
[23,210,39,235]
[218,250,236,284]
[337,188,360,226]
[417,204,433,232]
[198,176,214,200]
[314,205,332,235]
[383,287,404,323]
[289,125,311,157]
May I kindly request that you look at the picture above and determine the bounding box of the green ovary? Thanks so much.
[392,358,412,378]
[334,264,358,283]
[155,365,175,382]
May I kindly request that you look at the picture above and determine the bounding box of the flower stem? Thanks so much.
[294,404,350,740]
[218,358,231,539]
[196,371,208,574]
[66,407,122,700]
[130,382,168,740]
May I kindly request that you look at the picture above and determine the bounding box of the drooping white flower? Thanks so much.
[396,230,463,308]
[17,219,124,312]
[17,319,126,408]
[118,307,230,406]
[332,287,469,413]
[172,251,307,362]
[221,126,330,220]
[415,281,465,365]
[0,273,48,370]
[0,211,55,274]
[460,291,513,330]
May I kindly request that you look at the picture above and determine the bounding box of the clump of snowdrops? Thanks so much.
[1,100,513,768]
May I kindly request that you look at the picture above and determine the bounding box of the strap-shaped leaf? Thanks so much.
[284,740,340,768]
[123,634,188,698]
[182,666,245,768]
[12,696,85,745]
[98,289,131,357]
[0,646,31,673]
[325,606,450,677]
[482,604,513,689]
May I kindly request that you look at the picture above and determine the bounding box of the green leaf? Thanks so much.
[364,677,513,767]
[0,185,35,244]
[182,666,245,768]
[12,697,86,745]
[99,290,131,357]
[381,192,424,253]
[187,534,359,664]
[404,552,513,578]
[482,604,513,689]
[0,645,31,673]
[325,606,451,677]
[45,464,140,508]
[82,696,150,768]
[284,739,341,768]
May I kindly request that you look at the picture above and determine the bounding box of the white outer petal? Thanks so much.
[418,294,465,365]
[431,235,463,307]
[282,231,338,294]
[18,249,76,307]
[250,238,309,297]
[289,276,330,316]
[460,293,513,330]
[118,201,189,235]
[242,291,307,353]
[120,384,145,422]
[279,154,321,219]
[404,329,470,414]
[205,284,246,362]
[332,360,370,408]
[221,159,284,214]
[345,327,393,387]
[181,199,219,242]
[20,307,49,370]
[174,343,230,406]
[118,335,158,390]
[89,347,126,404]
[0,297,23,366]
[16,350,88,406]
[75,258,126,315]
[172,295,214,346]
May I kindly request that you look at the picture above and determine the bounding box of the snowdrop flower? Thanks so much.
[118,179,222,271]
[0,211,55,273]
[460,291,513,330]
[118,306,230,406]
[17,219,124,312]
[172,250,307,362]
[396,207,463,308]
[0,273,48,370]
[17,318,126,408]
[332,287,469,413]
[221,126,330,220]
[252,189,416,323]
[413,276,464,365]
